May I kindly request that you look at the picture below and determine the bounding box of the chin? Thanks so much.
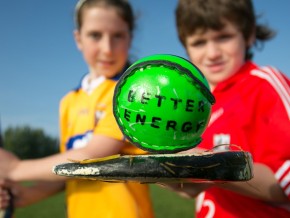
[208,74,229,85]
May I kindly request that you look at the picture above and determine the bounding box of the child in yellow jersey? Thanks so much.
[0,1,154,218]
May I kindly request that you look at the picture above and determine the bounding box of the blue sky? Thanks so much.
[1,0,289,137]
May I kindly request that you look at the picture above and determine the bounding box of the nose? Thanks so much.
[101,36,113,55]
[206,42,222,60]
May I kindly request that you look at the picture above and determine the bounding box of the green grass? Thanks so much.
[150,184,195,218]
[14,184,195,218]
[15,191,66,218]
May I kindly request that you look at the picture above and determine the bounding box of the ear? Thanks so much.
[74,30,82,51]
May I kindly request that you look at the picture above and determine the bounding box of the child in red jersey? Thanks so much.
[170,0,290,217]
[0,1,154,218]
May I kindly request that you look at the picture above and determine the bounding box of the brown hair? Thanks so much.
[75,0,135,36]
[175,0,276,60]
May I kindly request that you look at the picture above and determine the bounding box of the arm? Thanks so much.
[165,163,288,203]
[0,179,64,208]
[217,163,288,203]
[1,135,124,181]
[1,85,124,182]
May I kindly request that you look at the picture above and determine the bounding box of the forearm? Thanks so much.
[8,148,93,181]
[167,163,288,203]
[8,135,124,182]
[9,155,66,182]
[217,163,288,203]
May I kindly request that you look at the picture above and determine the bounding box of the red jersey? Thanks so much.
[196,61,290,218]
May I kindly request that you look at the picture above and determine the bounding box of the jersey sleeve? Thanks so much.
[250,67,290,199]
[58,93,72,153]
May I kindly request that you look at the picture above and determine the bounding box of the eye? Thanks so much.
[88,31,102,40]
[113,32,128,40]
[216,33,233,42]
[190,39,206,48]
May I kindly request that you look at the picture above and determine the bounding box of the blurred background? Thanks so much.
[0,1,289,217]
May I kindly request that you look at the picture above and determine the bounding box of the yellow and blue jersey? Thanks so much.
[59,70,154,218]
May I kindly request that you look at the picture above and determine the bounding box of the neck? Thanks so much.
[209,83,216,92]
[88,71,101,82]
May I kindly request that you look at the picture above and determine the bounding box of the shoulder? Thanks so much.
[59,89,82,114]
[60,74,88,105]
[248,65,290,117]
[60,90,78,103]
[248,65,289,99]
[249,65,289,89]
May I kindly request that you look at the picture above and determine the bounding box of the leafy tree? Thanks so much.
[3,125,59,159]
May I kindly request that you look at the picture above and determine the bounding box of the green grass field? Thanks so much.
[14,184,195,218]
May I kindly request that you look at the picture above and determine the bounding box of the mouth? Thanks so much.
[98,60,115,67]
[206,62,225,73]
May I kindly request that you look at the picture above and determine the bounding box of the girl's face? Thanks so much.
[185,20,252,90]
[74,6,131,78]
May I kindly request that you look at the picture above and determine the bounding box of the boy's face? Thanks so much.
[74,6,131,78]
[185,20,249,90]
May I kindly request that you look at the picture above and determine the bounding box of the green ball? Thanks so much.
[113,54,215,153]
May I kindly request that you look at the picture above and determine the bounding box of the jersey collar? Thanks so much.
[213,61,257,93]
[74,62,131,91]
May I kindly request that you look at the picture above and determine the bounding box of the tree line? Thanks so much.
[1,125,59,159]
